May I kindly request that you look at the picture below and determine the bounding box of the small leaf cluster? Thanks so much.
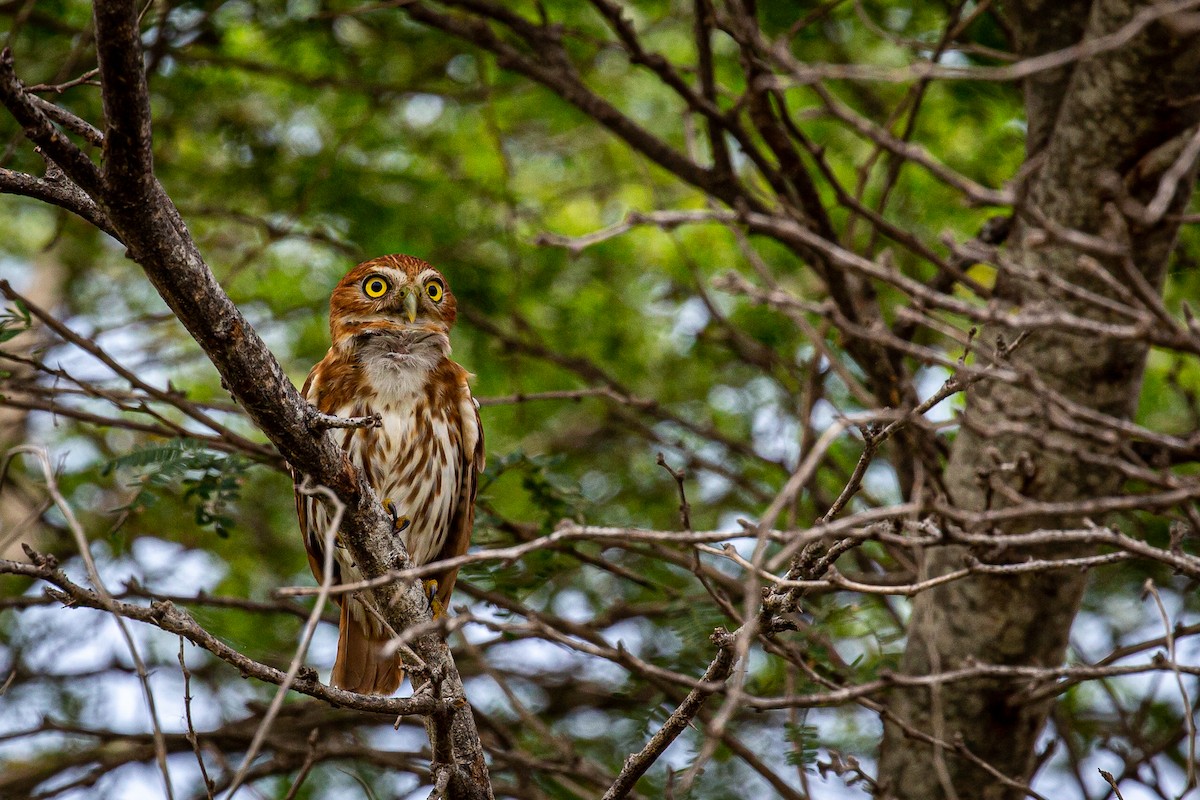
[0,299,30,344]
[104,439,253,539]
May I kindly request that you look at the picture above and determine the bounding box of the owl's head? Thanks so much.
[328,254,459,346]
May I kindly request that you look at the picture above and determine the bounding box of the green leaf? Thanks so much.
[0,298,31,343]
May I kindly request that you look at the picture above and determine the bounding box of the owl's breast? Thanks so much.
[334,384,465,570]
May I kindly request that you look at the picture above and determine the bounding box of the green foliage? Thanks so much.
[784,722,821,768]
[485,450,587,533]
[104,439,253,539]
[0,299,30,344]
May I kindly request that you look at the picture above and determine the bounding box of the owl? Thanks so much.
[295,254,483,695]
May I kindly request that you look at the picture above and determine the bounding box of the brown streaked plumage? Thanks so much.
[296,254,483,695]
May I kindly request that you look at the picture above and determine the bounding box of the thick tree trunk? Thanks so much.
[877,3,1200,798]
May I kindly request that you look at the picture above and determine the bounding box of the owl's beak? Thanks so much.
[402,290,418,323]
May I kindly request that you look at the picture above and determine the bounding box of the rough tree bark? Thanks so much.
[878,3,1200,798]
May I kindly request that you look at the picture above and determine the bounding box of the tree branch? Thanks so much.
[0,47,104,196]
[601,628,735,800]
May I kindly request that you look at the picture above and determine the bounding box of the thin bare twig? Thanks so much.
[601,629,736,800]
[1142,580,1196,790]
[178,638,216,800]
[223,480,343,799]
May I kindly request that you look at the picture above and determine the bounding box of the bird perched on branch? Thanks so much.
[295,254,483,695]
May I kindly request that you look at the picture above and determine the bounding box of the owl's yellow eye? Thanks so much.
[363,276,389,298]
[425,279,445,302]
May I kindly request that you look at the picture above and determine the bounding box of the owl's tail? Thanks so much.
[332,601,403,695]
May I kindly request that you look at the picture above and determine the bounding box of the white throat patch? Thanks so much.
[352,328,451,399]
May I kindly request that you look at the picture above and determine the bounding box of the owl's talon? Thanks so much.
[423,579,444,618]
[383,500,411,533]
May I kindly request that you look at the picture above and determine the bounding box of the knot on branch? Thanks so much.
[21,543,56,569]
[710,626,735,650]
[149,599,179,621]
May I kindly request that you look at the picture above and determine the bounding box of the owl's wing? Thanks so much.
[432,383,484,609]
[294,364,339,595]
[294,469,334,592]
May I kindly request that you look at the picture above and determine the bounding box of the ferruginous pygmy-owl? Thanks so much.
[295,254,483,695]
